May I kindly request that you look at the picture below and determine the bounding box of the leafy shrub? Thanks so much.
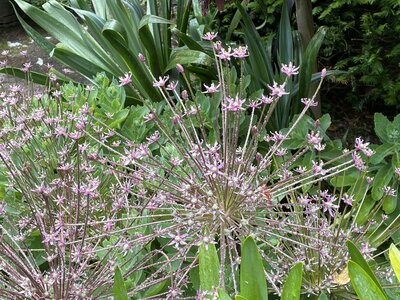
[313,0,400,106]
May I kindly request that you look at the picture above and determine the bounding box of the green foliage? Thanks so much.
[346,240,386,296]
[113,267,129,300]
[239,237,268,300]
[199,242,220,292]
[24,0,70,7]
[348,261,388,300]
[280,262,303,300]
[389,244,400,282]
[9,0,216,105]
[313,0,400,106]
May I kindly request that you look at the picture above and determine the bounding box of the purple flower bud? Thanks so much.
[321,68,327,78]
[138,53,145,62]
[176,64,184,73]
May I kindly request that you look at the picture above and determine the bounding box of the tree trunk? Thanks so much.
[295,0,321,118]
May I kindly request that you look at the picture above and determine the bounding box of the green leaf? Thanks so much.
[199,242,220,291]
[355,196,375,225]
[240,237,268,300]
[383,195,397,214]
[217,288,233,300]
[235,296,248,300]
[370,144,395,165]
[318,293,329,300]
[113,267,129,300]
[164,50,214,72]
[348,261,387,300]
[346,241,386,296]
[374,113,392,144]
[281,262,303,300]
[278,0,293,65]
[0,67,71,86]
[371,164,393,201]
[297,27,327,100]
[235,2,273,84]
[389,244,400,282]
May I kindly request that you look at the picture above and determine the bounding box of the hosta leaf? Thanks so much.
[389,244,400,282]
[348,261,387,300]
[240,237,268,300]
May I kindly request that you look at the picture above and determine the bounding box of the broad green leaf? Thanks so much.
[164,50,214,72]
[199,243,220,291]
[374,113,392,144]
[389,244,400,282]
[113,267,129,300]
[370,144,395,165]
[52,46,107,80]
[383,195,397,214]
[240,237,268,300]
[330,174,357,188]
[281,262,303,300]
[174,29,206,52]
[217,288,233,300]
[346,241,386,296]
[371,164,393,201]
[235,296,248,300]
[348,261,387,300]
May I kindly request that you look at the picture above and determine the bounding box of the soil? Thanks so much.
[0,20,84,92]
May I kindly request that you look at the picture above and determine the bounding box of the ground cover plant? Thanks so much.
[0,0,400,299]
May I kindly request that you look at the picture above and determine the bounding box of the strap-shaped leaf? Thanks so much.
[240,237,268,300]
[346,241,386,296]
[297,26,326,101]
[102,23,162,102]
[0,67,73,86]
[389,244,400,282]
[199,243,220,292]
[113,266,129,300]
[278,0,293,65]
[235,2,273,85]
[165,50,214,72]
[348,261,387,300]
[281,262,303,300]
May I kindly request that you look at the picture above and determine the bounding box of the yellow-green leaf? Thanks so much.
[389,244,400,282]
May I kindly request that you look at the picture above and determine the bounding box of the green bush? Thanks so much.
[313,0,400,106]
